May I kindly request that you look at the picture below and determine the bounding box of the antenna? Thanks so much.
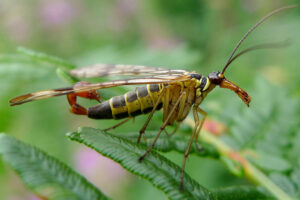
[226,39,291,66]
[220,5,297,76]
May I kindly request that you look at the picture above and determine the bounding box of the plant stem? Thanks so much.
[185,117,294,200]
[56,68,79,84]
[17,47,76,69]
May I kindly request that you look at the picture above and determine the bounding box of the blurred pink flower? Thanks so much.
[40,0,77,26]
[28,195,43,200]
[75,146,130,194]
[109,0,139,32]
[241,0,262,13]
[117,0,138,16]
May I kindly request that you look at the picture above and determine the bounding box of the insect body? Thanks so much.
[9,5,296,191]
[88,83,166,120]
[89,74,204,121]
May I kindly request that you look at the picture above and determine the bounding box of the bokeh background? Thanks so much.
[0,0,299,199]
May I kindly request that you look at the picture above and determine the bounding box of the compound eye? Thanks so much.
[208,71,223,84]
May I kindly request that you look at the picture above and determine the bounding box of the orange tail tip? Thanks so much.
[219,78,251,107]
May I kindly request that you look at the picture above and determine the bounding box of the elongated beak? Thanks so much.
[219,78,251,106]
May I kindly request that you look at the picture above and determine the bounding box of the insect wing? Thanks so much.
[70,64,188,78]
[9,87,74,106]
[9,74,191,106]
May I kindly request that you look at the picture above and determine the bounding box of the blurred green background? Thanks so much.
[0,0,299,199]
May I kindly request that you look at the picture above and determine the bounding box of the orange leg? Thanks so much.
[67,81,101,115]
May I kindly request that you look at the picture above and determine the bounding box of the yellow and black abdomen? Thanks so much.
[88,84,163,119]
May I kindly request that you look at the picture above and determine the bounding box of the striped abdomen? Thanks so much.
[88,84,163,119]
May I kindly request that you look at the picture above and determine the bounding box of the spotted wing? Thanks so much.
[10,74,191,106]
[70,64,188,78]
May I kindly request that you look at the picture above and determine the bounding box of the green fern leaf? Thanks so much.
[0,133,108,200]
[17,47,76,69]
[212,186,273,200]
[67,127,215,200]
[122,132,219,158]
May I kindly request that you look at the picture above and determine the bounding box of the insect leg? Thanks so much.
[67,94,88,115]
[137,87,167,143]
[194,108,207,151]
[161,85,172,136]
[163,85,170,121]
[138,91,186,162]
[164,89,187,137]
[103,117,132,132]
[67,81,101,115]
[73,81,102,101]
[164,122,181,137]
[180,105,201,191]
